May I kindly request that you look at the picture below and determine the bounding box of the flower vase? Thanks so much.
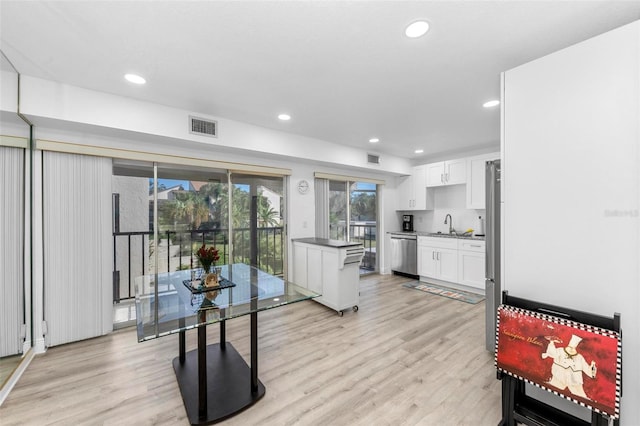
[199,265,212,280]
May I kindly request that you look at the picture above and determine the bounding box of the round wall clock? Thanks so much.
[297,179,310,194]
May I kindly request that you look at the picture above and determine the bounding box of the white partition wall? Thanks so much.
[502,21,639,423]
[43,151,113,347]
[0,146,24,357]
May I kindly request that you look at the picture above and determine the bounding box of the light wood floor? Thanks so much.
[0,274,502,425]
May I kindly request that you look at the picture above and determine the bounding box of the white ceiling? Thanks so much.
[1,1,639,160]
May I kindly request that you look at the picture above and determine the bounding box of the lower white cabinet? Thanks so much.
[457,240,486,289]
[417,237,458,282]
[418,236,485,291]
[306,246,323,294]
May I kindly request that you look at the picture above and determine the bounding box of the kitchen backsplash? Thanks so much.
[399,185,486,235]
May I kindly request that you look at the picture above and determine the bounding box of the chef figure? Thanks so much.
[542,334,597,399]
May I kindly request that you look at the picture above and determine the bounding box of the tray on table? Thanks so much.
[182,277,236,294]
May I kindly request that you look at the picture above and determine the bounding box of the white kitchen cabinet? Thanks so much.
[418,236,485,290]
[425,159,467,187]
[398,174,413,210]
[466,152,499,209]
[445,158,467,185]
[397,165,433,210]
[438,248,458,282]
[417,237,458,282]
[417,244,437,277]
[457,239,486,290]
[292,239,364,314]
[425,162,446,187]
[306,246,323,294]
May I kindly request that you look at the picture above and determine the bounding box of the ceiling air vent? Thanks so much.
[189,116,218,138]
[367,153,380,165]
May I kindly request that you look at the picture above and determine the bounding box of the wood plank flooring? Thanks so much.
[0,274,502,425]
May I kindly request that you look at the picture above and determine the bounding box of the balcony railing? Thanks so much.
[113,226,284,302]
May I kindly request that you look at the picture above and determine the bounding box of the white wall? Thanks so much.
[1,69,18,114]
[19,75,412,176]
[503,21,639,423]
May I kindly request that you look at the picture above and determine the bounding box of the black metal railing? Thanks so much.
[329,223,377,272]
[113,226,284,302]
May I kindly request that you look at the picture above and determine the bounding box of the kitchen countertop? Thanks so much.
[292,237,364,248]
[387,231,485,241]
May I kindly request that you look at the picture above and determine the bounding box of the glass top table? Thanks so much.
[134,263,319,425]
[135,263,318,342]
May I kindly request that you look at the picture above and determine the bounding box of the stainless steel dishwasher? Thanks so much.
[390,233,417,277]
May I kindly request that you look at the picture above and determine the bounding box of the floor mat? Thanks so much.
[403,281,485,304]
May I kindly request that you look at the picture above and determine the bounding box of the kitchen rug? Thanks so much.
[402,281,485,304]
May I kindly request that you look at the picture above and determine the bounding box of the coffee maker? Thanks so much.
[402,214,414,232]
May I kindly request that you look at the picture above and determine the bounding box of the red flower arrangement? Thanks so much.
[195,244,220,272]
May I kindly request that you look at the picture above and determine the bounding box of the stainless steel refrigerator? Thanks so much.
[485,160,501,352]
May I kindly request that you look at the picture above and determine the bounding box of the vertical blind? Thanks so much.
[0,146,24,357]
[314,178,329,239]
[43,151,113,346]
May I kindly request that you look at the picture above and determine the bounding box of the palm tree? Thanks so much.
[257,196,280,227]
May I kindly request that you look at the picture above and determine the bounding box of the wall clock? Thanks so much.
[297,179,310,194]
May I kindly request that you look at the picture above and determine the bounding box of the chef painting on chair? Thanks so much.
[542,334,598,399]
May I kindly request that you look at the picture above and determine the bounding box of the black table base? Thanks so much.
[172,342,265,425]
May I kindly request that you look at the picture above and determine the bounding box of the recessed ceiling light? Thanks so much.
[278,113,291,121]
[124,73,146,85]
[405,21,430,38]
[369,138,380,143]
[483,100,500,108]
[414,149,424,154]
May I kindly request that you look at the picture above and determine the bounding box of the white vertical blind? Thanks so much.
[43,151,113,346]
[0,146,24,357]
[314,178,329,239]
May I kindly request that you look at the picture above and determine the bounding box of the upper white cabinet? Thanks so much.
[426,159,467,187]
[397,165,433,210]
[466,152,500,209]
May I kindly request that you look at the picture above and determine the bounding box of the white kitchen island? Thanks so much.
[292,238,364,315]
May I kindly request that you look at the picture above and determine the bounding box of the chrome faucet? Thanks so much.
[444,214,453,234]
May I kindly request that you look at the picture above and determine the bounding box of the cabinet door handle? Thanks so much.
[470,244,481,248]
[432,252,435,260]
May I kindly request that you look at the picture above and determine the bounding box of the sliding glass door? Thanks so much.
[327,180,377,273]
[112,161,229,300]
[229,174,285,277]
[111,161,288,327]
